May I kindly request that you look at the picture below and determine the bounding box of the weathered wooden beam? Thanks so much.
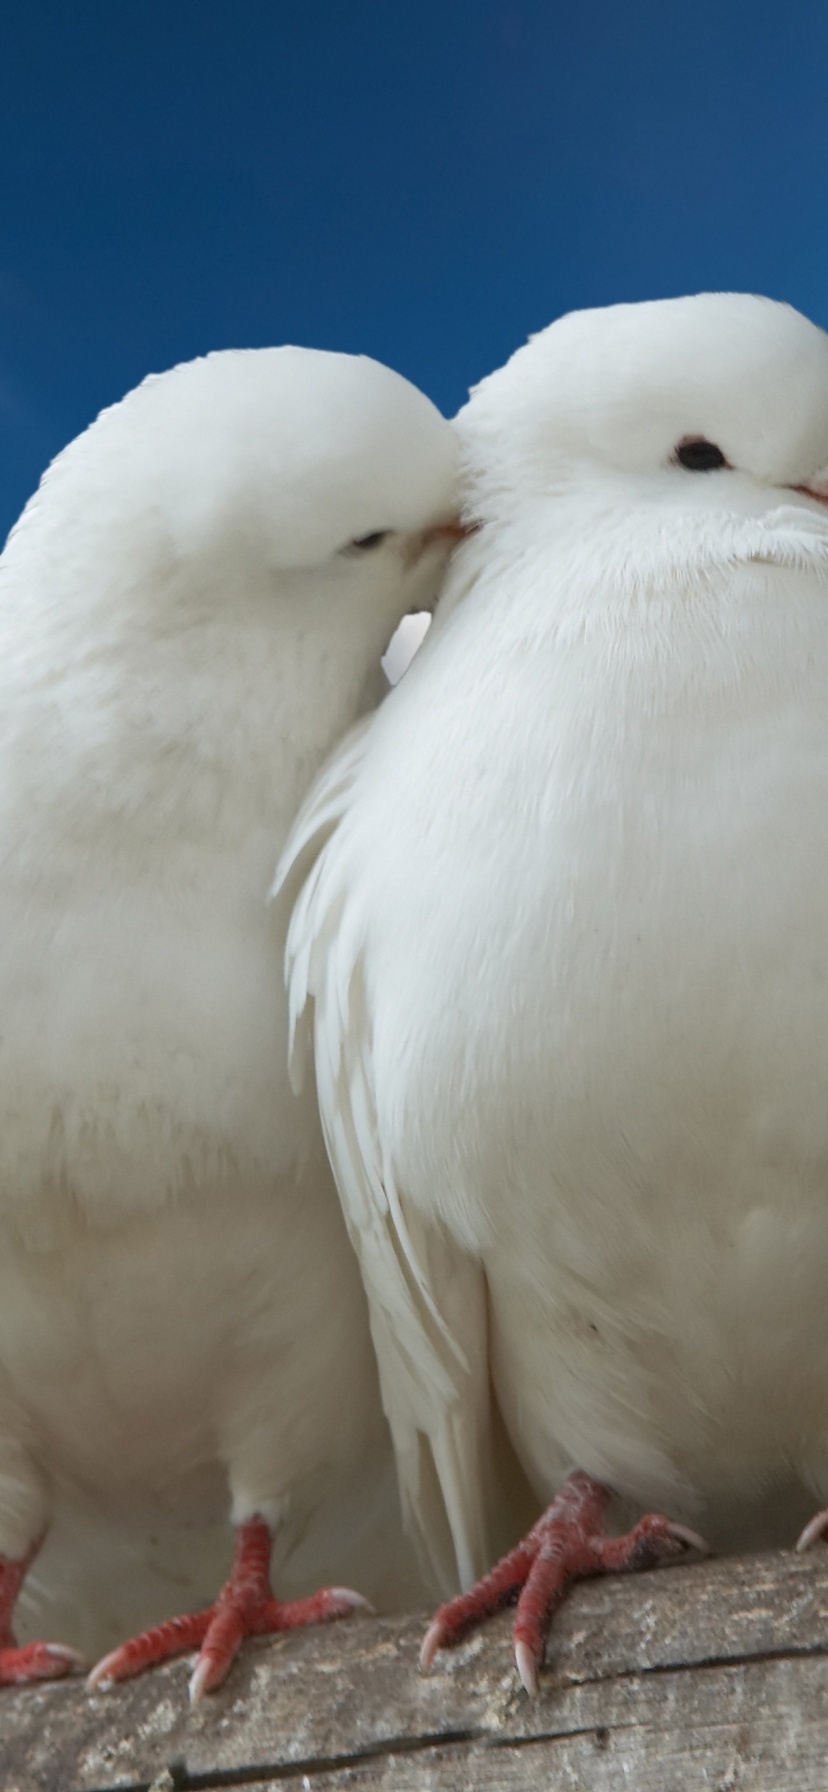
[6,1545,828,1791]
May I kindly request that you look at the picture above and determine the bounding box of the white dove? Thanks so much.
[0,344,460,1699]
[280,293,828,1696]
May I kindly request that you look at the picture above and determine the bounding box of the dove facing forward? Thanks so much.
[0,345,459,1698]
[281,293,828,1695]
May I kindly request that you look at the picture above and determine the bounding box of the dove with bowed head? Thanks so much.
[0,345,460,1699]
[280,293,828,1695]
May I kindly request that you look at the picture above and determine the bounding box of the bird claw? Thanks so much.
[188,1651,215,1706]
[87,1646,133,1692]
[796,1508,828,1553]
[87,1515,374,1701]
[664,1520,710,1556]
[38,1641,86,1669]
[514,1637,539,1697]
[419,1616,445,1673]
[185,1584,371,1704]
[1,1640,86,1686]
[419,1471,708,1695]
[326,1587,375,1615]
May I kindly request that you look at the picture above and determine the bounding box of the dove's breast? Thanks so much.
[0,766,379,1522]
[357,555,828,1526]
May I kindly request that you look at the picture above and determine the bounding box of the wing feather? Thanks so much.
[274,721,497,1592]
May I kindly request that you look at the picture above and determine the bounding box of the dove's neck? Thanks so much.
[425,499,828,759]
[446,496,828,643]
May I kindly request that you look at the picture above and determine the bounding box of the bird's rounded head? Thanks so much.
[9,347,461,645]
[457,294,828,531]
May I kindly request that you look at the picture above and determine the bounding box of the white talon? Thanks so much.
[45,1644,86,1670]
[796,1510,828,1553]
[667,1521,710,1556]
[188,1654,213,1706]
[86,1650,120,1692]
[419,1618,444,1673]
[514,1639,539,1697]
[330,1587,375,1614]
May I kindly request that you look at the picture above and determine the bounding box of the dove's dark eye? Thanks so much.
[350,531,390,550]
[674,439,729,472]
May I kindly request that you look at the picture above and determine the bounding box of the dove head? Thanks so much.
[458,294,828,531]
[13,346,460,652]
[124,346,459,574]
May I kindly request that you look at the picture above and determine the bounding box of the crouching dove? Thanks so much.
[279,294,828,1696]
[0,345,459,1698]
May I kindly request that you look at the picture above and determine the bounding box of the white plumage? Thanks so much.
[281,295,828,1674]
[0,344,459,1692]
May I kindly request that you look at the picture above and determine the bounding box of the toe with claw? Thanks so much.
[1,1640,85,1686]
[0,1545,86,1687]
[420,1470,708,1697]
[88,1514,373,1703]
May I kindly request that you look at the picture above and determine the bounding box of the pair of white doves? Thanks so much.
[4,294,828,1706]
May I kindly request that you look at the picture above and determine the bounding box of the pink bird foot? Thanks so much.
[87,1513,373,1704]
[0,1546,85,1686]
[420,1469,708,1697]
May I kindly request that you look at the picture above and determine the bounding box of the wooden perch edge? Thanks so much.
[6,1543,828,1791]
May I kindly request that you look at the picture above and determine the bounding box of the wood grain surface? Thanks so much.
[5,1545,828,1790]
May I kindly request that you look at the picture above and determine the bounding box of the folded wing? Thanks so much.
[275,721,498,1594]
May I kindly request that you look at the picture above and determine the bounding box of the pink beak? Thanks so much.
[423,519,475,543]
[793,484,828,507]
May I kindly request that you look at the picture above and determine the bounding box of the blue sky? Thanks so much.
[1,2,827,541]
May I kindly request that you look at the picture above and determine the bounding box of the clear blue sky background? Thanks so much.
[1,2,827,542]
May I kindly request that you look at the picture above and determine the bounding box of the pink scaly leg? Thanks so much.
[0,1543,85,1686]
[88,1513,372,1705]
[421,1469,708,1697]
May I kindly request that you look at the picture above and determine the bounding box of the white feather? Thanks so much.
[278,718,500,1591]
